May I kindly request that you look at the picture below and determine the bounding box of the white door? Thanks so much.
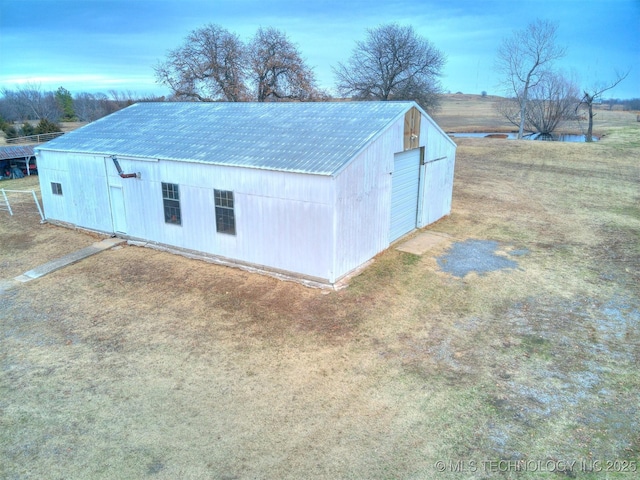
[390,149,421,242]
[109,185,127,234]
[423,157,448,225]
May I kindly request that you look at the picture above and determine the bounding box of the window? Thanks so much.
[51,182,63,195]
[214,189,235,235]
[162,182,181,225]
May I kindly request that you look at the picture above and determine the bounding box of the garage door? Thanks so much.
[390,149,421,242]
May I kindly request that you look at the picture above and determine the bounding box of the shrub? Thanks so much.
[21,122,35,136]
[2,125,18,138]
[34,118,62,134]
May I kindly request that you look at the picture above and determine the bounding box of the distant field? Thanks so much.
[433,93,638,135]
[1,94,635,145]
[1,98,638,479]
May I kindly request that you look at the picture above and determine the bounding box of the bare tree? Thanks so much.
[496,19,566,139]
[72,91,165,122]
[155,24,248,102]
[73,92,106,122]
[1,83,61,121]
[334,23,445,112]
[577,70,630,142]
[496,72,579,137]
[526,72,579,136]
[0,90,21,122]
[248,27,318,102]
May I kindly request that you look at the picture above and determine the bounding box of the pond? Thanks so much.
[449,132,599,142]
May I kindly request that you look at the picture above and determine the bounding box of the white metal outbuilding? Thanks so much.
[36,101,456,286]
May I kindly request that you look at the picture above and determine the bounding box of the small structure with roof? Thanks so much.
[0,145,37,178]
[35,101,456,286]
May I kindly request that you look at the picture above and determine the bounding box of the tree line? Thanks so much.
[1,20,633,142]
[0,22,445,136]
[0,85,164,124]
[155,19,632,141]
[154,23,445,111]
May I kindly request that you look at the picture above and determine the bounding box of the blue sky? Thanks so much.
[1,0,638,99]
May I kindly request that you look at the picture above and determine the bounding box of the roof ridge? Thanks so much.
[37,101,419,175]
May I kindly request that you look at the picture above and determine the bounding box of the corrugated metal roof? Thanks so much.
[37,101,417,175]
[0,145,35,161]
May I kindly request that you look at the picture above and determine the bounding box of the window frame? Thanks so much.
[162,182,181,225]
[214,189,235,235]
[51,182,63,196]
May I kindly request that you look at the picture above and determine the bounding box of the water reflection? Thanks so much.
[449,132,598,142]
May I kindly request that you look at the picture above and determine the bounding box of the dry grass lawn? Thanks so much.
[0,176,100,280]
[1,99,638,479]
[433,93,638,135]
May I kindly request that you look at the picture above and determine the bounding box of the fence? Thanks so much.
[0,189,45,221]
[5,132,65,145]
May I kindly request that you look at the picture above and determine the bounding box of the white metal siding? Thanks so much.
[390,149,421,242]
[109,185,127,233]
[416,120,457,228]
[37,151,113,231]
[120,158,335,280]
[39,151,335,281]
[37,102,456,285]
[333,116,403,281]
[423,157,451,224]
[237,194,333,278]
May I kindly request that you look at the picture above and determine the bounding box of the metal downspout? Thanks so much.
[111,156,139,179]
